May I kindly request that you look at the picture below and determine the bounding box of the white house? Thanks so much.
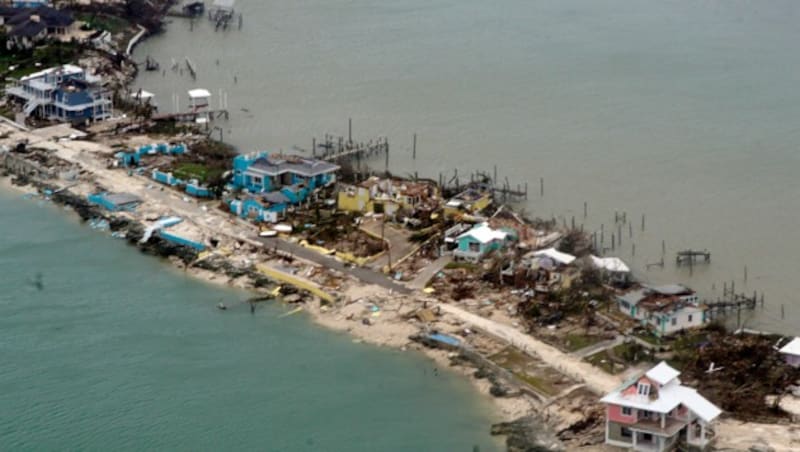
[601,361,721,451]
[591,255,631,284]
[779,337,800,368]
[616,284,706,337]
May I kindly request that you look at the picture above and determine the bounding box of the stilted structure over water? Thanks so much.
[209,0,236,30]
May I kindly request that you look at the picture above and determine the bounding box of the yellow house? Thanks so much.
[338,177,438,216]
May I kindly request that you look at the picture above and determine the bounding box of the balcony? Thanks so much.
[628,416,686,437]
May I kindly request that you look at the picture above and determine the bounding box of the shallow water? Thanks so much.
[0,190,502,451]
[135,0,800,333]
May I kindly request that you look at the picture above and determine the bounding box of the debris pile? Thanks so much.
[677,332,800,420]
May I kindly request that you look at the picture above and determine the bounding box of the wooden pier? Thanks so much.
[676,249,711,265]
[153,109,229,123]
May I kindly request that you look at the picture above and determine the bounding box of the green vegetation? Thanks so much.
[564,333,604,352]
[585,351,620,374]
[172,163,225,184]
[512,371,557,396]
[633,330,661,345]
[0,42,86,80]
[77,13,131,34]
[584,341,655,375]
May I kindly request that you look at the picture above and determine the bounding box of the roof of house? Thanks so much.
[618,289,648,306]
[20,63,83,82]
[261,191,290,204]
[103,192,142,206]
[0,6,19,18]
[601,361,722,423]
[779,337,800,356]
[248,155,340,178]
[646,361,681,385]
[457,223,507,244]
[188,88,211,98]
[645,284,692,296]
[8,6,73,28]
[10,19,45,37]
[591,255,630,273]
[533,247,575,265]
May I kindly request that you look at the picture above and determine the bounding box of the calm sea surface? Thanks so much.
[135,0,800,333]
[0,191,501,450]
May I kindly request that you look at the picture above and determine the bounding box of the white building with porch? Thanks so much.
[601,361,721,451]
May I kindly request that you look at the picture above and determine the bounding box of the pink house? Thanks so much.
[601,362,721,451]
[779,337,800,368]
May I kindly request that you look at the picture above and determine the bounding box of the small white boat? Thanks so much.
[272,224,292,233]
[259,230,277,238]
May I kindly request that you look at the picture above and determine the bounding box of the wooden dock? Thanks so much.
[676,249,711,265]
[153,109,229,123]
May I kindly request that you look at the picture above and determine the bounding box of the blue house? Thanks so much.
[87,192,142,212]
[231,152,339,201]
[229,192,289,223]
[6,64,111,121]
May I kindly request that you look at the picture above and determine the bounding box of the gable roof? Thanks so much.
[457,223,507,244]
[779,337,800,356]
[601,361,721,423]
[646,361,680,386]
[261,191,290,204]
[645,283,692,296]
[8,6,73,28]
[533,247,575,265]
[248,155,339,178]
[10,19,45,37]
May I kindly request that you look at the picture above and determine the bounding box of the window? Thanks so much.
[620,427,632,438]
[688,314,693,322]
[468,242,480,252]
[621,407,632,416]
[643,433,653,442]
[638,383,650,396]
[671,317,677,326]
[253,176,262,185]
[620,301,630,309]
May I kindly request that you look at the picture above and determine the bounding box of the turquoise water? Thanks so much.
[136,0,800,332]
[0,190,501,451]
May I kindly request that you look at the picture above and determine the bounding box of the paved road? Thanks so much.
[408,254,452,290]
[359,220,419,271]
[258,237,412,294]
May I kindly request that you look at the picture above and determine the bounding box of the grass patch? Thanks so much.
[585,351,620,374]
[634,330,661,345]
[77,13,131,34]
[172,163,225,184]
[512,371,557,396]
[444,261,478,272]
[564,333,604,352]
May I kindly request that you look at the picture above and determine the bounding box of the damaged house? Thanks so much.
[617,284,707,337]
[337,176,439,217]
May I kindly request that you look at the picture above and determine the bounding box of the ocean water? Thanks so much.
[0,190,502,451]
[135,0,800,333]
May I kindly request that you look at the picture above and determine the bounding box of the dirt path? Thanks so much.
[437,303,622,395]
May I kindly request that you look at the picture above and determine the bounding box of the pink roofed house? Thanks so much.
[601,361,721,451]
